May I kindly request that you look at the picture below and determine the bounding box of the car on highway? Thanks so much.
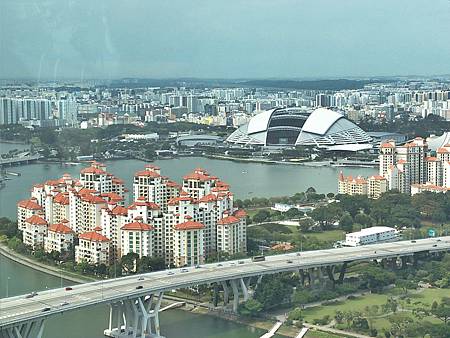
[42,307,51,312]
[137,276,144,281]
[65,287,73,291]
[195,265,201,269]
[238,261,245,265]
[136,285,143,290]
[433,244,438,247]
[167,271,174,275]
[181,268,189,273]
[287,260,293,263]
[217,263,223,267]
[60,301,69,306]
[411,240,416,243]
[25,291,38,299]
[252,255,265,262]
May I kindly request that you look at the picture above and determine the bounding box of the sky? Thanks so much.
[1,0,450,80]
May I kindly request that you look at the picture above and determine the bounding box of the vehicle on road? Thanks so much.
[287,260,293,263]
[137,277,144,281]
[65,287,73,291]
[181,268,188,273]
[60,302,69,306]
[25,291,38,299]
[167,271,174,275]
[42,307,51,312]
[238,261,244,264]
[252,255,265,262]
[136,285,143,290]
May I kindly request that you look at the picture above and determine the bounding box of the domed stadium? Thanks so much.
[226,107,372,149]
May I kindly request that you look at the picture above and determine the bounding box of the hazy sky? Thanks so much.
[1,0,450,80]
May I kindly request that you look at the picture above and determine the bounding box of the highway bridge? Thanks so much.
[1,236,449,338]
[0,155,42,168]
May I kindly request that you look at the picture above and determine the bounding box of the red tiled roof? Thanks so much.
[130,198,160,209]
[48,223,73,234]
[18,198,42,210]
[134,170,160,178]
[80,166,107,175]
[53,192,69,205]
[93,226,102,231]
[81,194,107,204]
[198,194,217,203]
[218,215,240,225]
[100,192,123,202]
[111,205,128,216]
[174,220,204,231]
[233,209,247,218]
[168,196,193,205]
[78,231,109,242]
[121,221,154,231]
[25,215,48,225]
[380,143,394,148]
[369,175,386,181]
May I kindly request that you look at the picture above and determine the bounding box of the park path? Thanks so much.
[303,323,372,338]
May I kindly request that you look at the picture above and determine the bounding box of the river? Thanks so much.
[0,157,376,219]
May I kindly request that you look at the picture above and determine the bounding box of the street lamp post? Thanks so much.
[6,277,11,297]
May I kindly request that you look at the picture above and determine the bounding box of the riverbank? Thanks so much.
[0,242,94,284]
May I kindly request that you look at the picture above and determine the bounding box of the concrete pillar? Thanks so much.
[338,262,348,284]
[240,278,249,301]
[230,279,240,313]
[221,281,230,304]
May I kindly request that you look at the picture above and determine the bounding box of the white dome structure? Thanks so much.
[226,107,372,149]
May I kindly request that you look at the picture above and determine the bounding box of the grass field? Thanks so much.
[301,287,450,335]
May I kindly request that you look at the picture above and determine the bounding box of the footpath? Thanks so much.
[0,242,93,284]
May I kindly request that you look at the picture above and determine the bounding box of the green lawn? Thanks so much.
[302,293,389,323]
[305,230,344,243]
[302,288,450,335]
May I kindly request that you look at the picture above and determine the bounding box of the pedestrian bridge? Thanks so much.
[1,236,449,338]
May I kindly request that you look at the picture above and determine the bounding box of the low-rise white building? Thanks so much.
[344,226,400,247]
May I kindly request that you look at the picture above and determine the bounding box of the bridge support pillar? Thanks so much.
[104,292,165,338]
[2,319,45,338]
[240,278,249,301]
[230,279,240,312]
[221,281,230,304]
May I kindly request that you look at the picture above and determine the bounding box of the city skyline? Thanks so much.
[1,0,450,80]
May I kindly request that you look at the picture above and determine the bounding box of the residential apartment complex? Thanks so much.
[17,162,247,267]
[338,137,450,197]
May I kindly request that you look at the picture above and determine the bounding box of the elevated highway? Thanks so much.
[1,236,449,338]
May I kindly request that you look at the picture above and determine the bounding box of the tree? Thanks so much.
[287,307,303,321]
[254,275,292,310]
[238,299,263,317]
[354,213,375,228]
[298,218,315,232]
[339,213,353,232]
[138,256,165,272]
[252,209,271,223]
[121,253,139,273]
[430,298,450,324]
[396,279,416,295]
[363,265,396,292]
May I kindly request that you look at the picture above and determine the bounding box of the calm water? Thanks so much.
[0,157,376,219]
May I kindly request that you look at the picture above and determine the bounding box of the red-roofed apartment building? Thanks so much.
[75,231,110,265]
[44,220,74,253]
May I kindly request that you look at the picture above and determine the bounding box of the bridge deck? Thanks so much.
[1,236,449,329]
